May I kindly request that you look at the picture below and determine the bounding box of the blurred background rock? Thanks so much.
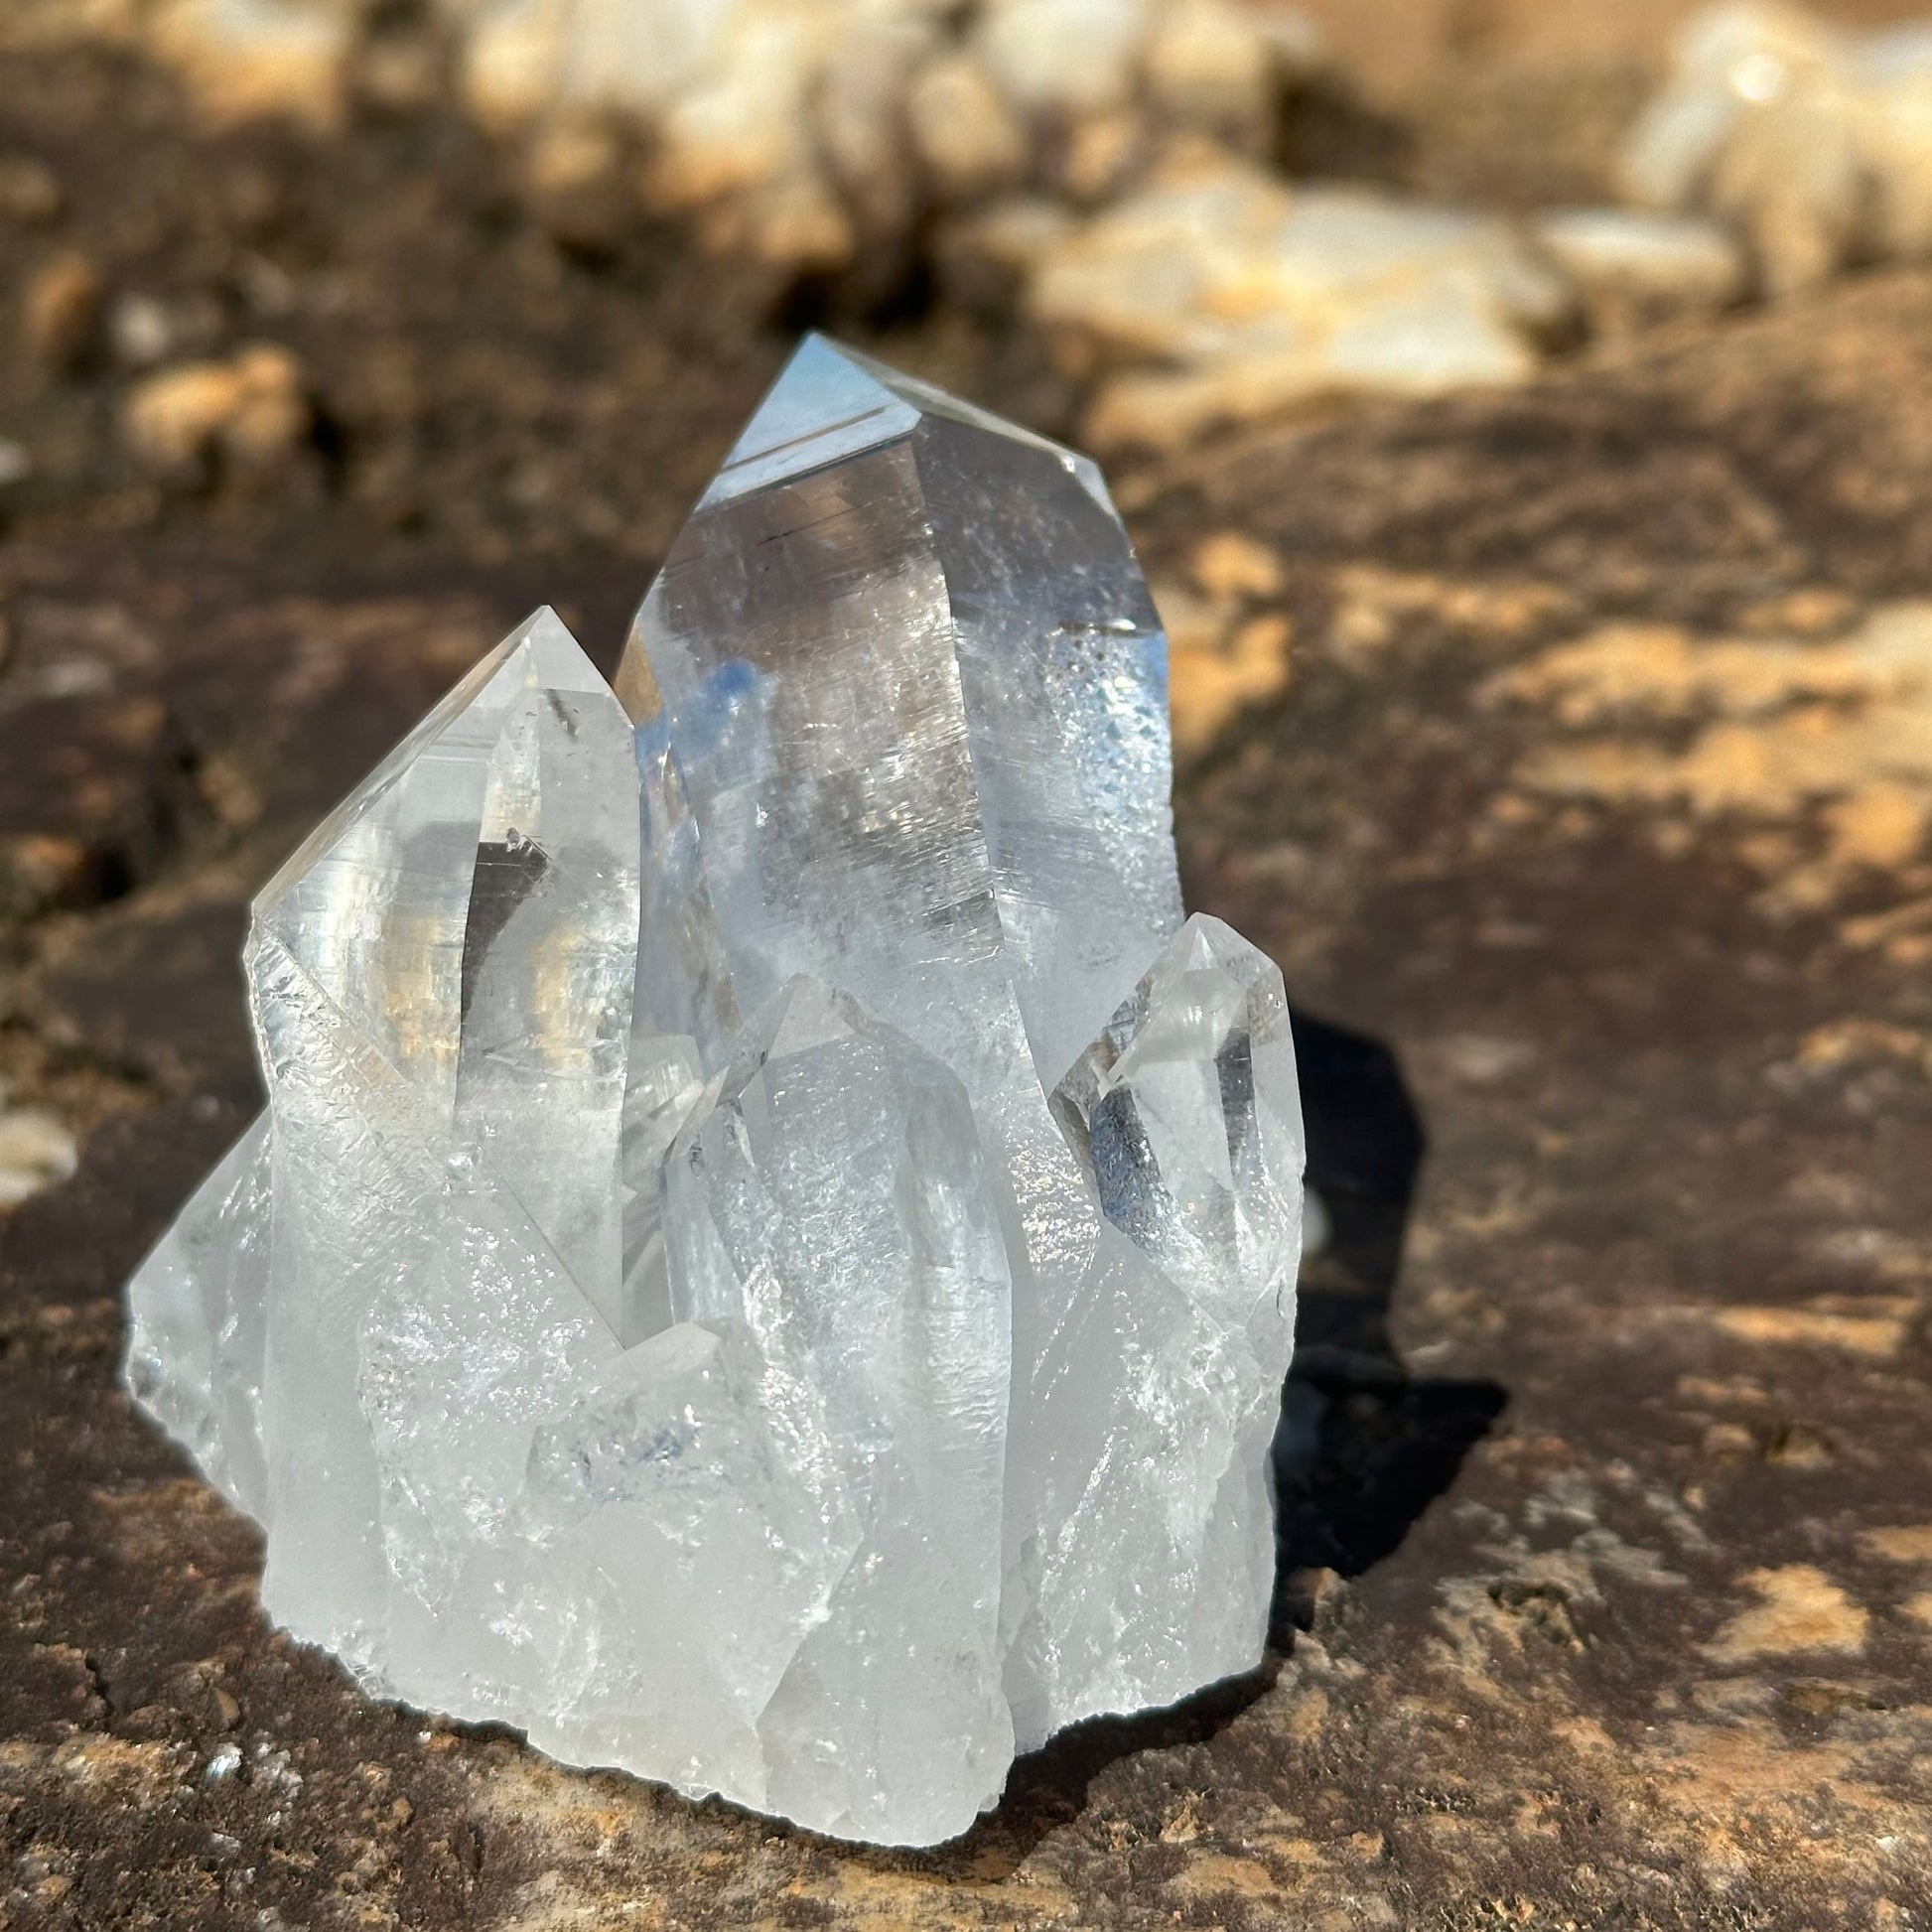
[5,0,1932,553]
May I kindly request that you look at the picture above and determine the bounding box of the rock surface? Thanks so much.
[123,345,310,480]
[1529,205,1748,329]
[63,0,1932,441]
[451,0,1324,270]
[9,263,1932,1927]
[5,21,1932,1929]
[0,1083,75,1206]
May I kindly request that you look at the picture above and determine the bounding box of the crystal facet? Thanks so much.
[124,337,1306,1847]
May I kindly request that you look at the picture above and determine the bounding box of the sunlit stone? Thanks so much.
[124,336,1305,1848]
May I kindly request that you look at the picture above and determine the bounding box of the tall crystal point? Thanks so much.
[123,338,1307,1848]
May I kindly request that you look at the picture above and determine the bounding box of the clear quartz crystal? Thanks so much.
[1019,914,1305,1744]
[660,976,1016,1841]
[123,337,1306,1848]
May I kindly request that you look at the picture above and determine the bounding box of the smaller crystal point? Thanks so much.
[1051,911,1304,1311]
[124,345,1308,1851]
[1005,913,1304,1748]
[452,612,642,1324]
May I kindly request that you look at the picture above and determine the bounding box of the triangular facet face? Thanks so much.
[252,630,515,929]
[755,976,865,1063]
[121,1114,274,1520]
[833,339,1115,513]
[698,335,919,509]
[507,605,613,692]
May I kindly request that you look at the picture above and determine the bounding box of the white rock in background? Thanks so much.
[1030,159,1571,448]
[646,6,882,266]
[123,345,311,478]
[1531,207,1748,328]
[969,0,1321,207]
[1850,26,1932,261]
[465,0,955,265]
[1620,0,1932,294]
[1031,158,1296,362]
[142,0,1321,272]
[466,0,738,124]
[458,0,577,129]
[1143,0,1320,157]
[908,49,1032,200]
[1619,1,1845,209]
[810,6,937,244]
[975,0,1151,116]
[0,1086,78,1210]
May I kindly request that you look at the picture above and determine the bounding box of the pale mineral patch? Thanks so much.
[1704,1565,1869,1661]
[1530,207,1747,329]
[151,0,356,129]
[1485,603,1932,918]
[1141,0,1279,146]
[909,50,1031,201]
[1860,1524,1932,1564]
[1155,569,1295,757]
[1189,530,1285,604]
[123,344,310,477]
[1714,1301,1913,1359]
[450,0,1323,271]
[975,0,1151,116]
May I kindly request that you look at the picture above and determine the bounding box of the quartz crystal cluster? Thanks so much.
[123,337,1307,1847]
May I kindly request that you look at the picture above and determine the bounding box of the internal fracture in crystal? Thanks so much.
[123,336,1308,1848]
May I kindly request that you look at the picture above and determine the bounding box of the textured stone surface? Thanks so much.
[1529,205,1747,329]
[6,28,1932,1917]
[119,0,1324,272]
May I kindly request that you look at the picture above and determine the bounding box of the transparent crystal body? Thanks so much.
[123,337,1306,1847]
